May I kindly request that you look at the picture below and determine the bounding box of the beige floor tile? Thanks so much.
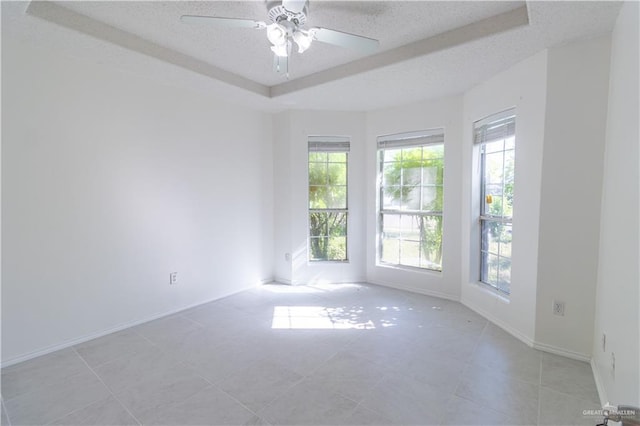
[470,324,542,385]
[217,359,303,412]
[1,283,604,426]
[49,396,138,425]
[259,379,358,426]
[140,386,258,425]
[4,370,110,425]
[539,386,602,426]
[132,315,203,349]
[455,363,539,425]
[359,374,450,425]
[93,347,181,393]
[1,349,89,400]
[114,362,209,419]
[541,353,600,404]
[440,395,529,426]
[75,329,155,368]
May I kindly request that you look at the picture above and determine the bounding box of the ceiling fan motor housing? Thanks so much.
[266,0,308,26]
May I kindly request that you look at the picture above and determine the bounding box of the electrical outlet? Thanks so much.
[284,253,291,262]
[602,333,606,352]
[552,300,565,316]
[169,272,178,285]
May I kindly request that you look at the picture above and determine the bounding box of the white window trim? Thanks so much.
[308,136,350,263]
[474,109,516,295]
[376,129,445,272]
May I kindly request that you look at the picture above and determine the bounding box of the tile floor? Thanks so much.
[1,283,603,425]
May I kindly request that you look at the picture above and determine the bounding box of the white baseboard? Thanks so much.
[287,278,369,286]
[590,358,608,406]
[532,341,591,362]
[461,300,535,346]
[367,279,459,302]
[461,299,593,363]
[4,277,597,372]
[1,284,258,368]
[267,279,457,302]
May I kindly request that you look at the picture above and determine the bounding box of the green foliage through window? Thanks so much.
[379,144,444,271]
[309,212,347,261]
[309,150,348,261]
[479,134,515,294]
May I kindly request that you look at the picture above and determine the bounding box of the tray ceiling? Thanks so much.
[2,1,623,111]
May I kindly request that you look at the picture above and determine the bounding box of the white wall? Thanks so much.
[461,51,548,344]
[535,36,611,360]
[592,1,640,406]
[3,6,635,387]
[272,112,293,284]
[1,39,274,364]
[272,110,367,285]
[365,96,463,300]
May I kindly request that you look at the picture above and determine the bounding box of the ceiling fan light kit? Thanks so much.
[266,22,288,46]
[270,41,290,58]
[292,30,313,53]
[181,0,379,76]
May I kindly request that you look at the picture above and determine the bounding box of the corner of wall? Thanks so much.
[272,111,294,283]
[461,49,548,345]
[591,0,640,407]
[591,358,609,406]
[534,34,612,358]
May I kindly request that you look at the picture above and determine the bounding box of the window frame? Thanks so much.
[474,109,516,295]
[376,129,445,272]
[308,136,350,262]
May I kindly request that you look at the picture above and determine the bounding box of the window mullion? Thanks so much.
[475,109,515,295]
[308,145,349,262]
[377,137,444,272]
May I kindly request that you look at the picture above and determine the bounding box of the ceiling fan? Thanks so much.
[180,0,380,76]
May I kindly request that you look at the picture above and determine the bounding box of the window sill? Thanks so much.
[376,262,443,276]
[470,281,510,304]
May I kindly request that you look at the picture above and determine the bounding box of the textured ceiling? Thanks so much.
[2,1,623,111]
[55,0,527,86]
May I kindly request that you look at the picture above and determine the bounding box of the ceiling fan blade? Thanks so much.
[311,27,379,54]
[180,15,266,29]
[282,0,306,14]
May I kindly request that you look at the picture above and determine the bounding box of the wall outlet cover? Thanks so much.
[552,300,565,316]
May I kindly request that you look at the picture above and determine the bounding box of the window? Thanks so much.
[378,129,445,271]
[308,136,349,261]
[474,109,516,295]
